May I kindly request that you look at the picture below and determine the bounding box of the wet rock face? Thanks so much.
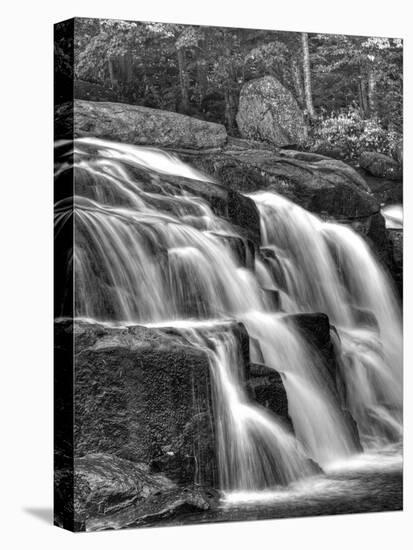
[73,453,174,529]
[187,147,378,220]
[387,229,403,268]
[386,229,403,297]
[236,76,308,147]
[359,151,402,181]
[56,319,217,487]
[283,313,345,399]
[227,188,261,245]
[246,363,293,432]
[58,453,217,531]
[57,99,228,150]
[283,313,362,452]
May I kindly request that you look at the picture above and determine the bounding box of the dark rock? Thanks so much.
[284,312,332,352]
[261,288,281,311]
[359,151,402,180]
[259,247,289,293]
[232,322,251,380]
[236,76,307,147]
[347,211,388,263]
[351,307,379,330]
[208,232,255,268]
[211,231,255,269]
[246,363,293,432]
[55,319,217,487]
[227,189,261,245]
[67,453,217,531]
[57,99,228,150]
[358,170,403,205]
[187,147,378,220]
[386,229,403,297]
[387,229,403,268]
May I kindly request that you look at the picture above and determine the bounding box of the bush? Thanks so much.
[307,108,402,162]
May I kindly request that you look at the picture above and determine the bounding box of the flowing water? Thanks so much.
[381,203,403,229]
[55,138,402,512]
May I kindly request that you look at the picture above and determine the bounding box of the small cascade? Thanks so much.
[55,137,403,494]
[252,192,354,325]
[243,312,359,467]
[322,223,402,445]
[252,192,403,448]
[179,327,317,489]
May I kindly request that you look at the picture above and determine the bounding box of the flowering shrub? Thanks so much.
[308,108,402,161]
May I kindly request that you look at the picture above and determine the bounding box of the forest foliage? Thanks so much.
[68,19,403,158]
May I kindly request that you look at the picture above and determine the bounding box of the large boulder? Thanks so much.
[55,319,217,487]
[56,100,228,150]
[184,146,379,220]
[56,453,217,531]
[236,76,308,147]
[359,151,402,180]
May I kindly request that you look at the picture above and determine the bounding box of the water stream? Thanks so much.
[55,137,403,502]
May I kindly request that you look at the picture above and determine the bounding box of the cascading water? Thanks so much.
[252,192,403,448]
[168,327,316,490]
[242,312,359,467]
[55,137,402,495]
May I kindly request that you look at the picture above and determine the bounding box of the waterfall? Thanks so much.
[252,192,403,448]
[55,138,403,492]
[242,312,359,467]
[176,327,316,489]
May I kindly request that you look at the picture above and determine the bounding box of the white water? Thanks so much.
[252,192,403,448]
[183,330,315,489]
[55,138,403,492]
[243,312,359,467]
[381,204,403,229]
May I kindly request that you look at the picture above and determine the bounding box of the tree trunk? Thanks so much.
[108,57,117,89]
[176,47,190,112]
[224,89,237,134]
[358,74,369,117]
[196,59,208,108]
[292,58,305,110]
[301,33,315,118]
[367,69,376,117]
[223,38,239,133]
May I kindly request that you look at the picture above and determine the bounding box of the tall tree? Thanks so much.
[301,32,315,118]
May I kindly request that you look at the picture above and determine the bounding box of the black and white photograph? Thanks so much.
[2,2,411,548]
[54,16,403,532]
